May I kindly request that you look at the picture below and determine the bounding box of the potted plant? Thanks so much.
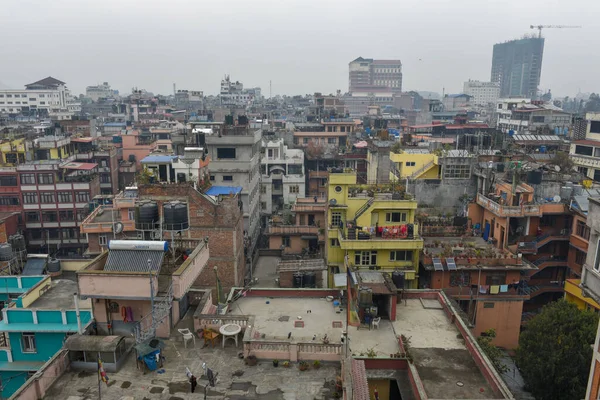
[298,361,309,371]
[313,360,321,369]
[245,354,258,366]
[273,359,279,367]
[282,361,290,368]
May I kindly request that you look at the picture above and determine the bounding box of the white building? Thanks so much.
[220,75,261,107]
[260,138,305,217]
[0,77,68,114]
[495,99,570,135]
[463,80,500,106]
[85,82,114,101]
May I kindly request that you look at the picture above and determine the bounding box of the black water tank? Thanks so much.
[135,200,159,230]
[527,170,543,185]
[47,258,61,273]
[304,272,316,288]
[392,271,406,290]
[163,201,189,231]
[9,235,25,251]
[293,272,304,288]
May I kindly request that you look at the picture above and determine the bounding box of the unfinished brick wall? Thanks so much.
[138,184,246,290]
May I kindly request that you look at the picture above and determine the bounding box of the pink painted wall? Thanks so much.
[79,274,158,299]
[10,350,70,400]
[172,244,209,298]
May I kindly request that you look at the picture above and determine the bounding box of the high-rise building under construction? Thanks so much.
[491,37,545,98]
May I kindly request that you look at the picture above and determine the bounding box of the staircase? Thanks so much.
[391,164,401,180]
[409,161,435,179]
[347,226,357,240]
[354,198,374,221]
[134,283,174,343]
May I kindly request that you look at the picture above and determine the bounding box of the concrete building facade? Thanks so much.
[491,37,545,98]
[349,57,402,93]
[0,77,69,115]
[463,80,500,106]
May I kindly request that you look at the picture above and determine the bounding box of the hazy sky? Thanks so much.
[1,0,598,97]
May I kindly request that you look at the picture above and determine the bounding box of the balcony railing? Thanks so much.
[267,225,320,235]
[338,225,419,241]
[476,193,541,217]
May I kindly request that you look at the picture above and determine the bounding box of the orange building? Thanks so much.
[469,180,571,314]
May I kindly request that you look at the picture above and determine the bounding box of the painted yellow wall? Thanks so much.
[20,277,52,308]
[390,151,439,179]
[0,139,28,164]
[326,172,423,288]
[368,379,390,400]
[60,259,91,272]
[565,279,600,311]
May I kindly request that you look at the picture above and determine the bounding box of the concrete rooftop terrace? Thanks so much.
[393,299,500,399]
[28,279,92,310]
[44,330,341,400]
[233,296,399,357]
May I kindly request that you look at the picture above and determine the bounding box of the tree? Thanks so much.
[549,151,574,172]
[477,329,507,373]
[516,300,598,400]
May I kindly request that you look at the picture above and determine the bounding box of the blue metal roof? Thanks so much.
[141,155,177,164]
[205,186,243,196]
[103,122,126,127]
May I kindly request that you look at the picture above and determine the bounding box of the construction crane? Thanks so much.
[530,25,582,38]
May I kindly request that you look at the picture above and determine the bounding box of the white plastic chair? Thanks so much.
[178,328,196,348]
[372,317,381,330]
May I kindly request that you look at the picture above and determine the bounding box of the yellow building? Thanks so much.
[390,149,440,180]
[0,138,31,165]
[565,279,600,312]
[326,171,423,288]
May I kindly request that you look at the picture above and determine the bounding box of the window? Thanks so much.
[209,175,215,181]
[386,212,407,223]
[282,236,291,247]
[22,333,36,353]
[0,197,19,206]
[483,302,495,309]
[20,173,35,184]
[331,212,342,227]
[223,176,233,181]
[289,185,299,194]
[23,192,38,204]
[99,235,108,246]
[76,192,89,202]
[260,185,267,194]
[595,240,600,272]
[531,116,545,123]
[25,212,40,222]
[330,239,340,247]
[6,95,11,98]
[57,192,72,203]
[354,251,377,266]
[390,250,412,261]
[39,94,45,98]
[40,101,45,105]
[576,249,586,266]
[0,176,17,186]
[29,98,35,101]
[576,220,591,240]
[450,271,471,287]
[261,202,267,210]
[77,210,88,221]
[216,148,236,159]
[128,209,135,220]
[40,192,55,203]
[485,272,507,286]
[100,174,110,183]
[62,229,77,239]
[37,174,53,184]
[405,162,416,167]
[42,211,58,222]
[59,210,74,221]
[575,145,593,156]
[591,121,600,134]
[303,138,309,144]
[443,165,471,179]
[334,185,342,193]
[328,137,336,144]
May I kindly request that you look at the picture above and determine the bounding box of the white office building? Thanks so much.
[85,82,114,101]
[260,138,305,216]
[0,77,69,114]
[463,80,501,106]
[220,75,261,107]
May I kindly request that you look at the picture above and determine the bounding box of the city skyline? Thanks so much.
[0,0,597,97]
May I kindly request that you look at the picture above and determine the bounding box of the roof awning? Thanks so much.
[65,335,126,352]
[61,162,98,171]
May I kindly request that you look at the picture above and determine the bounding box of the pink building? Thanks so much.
[121,130,158,169]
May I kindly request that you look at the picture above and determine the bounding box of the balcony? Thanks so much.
[337,227,423,251]
[476,193,541,217]
[442,286,529,299]
[267,225,320,236]
[80,206,135,234]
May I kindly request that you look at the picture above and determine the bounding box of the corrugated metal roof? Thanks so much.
[22,259,46,275]
[104,250,164,273]
[141,155,177,164]
[205,186,243,196]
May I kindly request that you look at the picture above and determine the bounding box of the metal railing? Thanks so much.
[134,283,173,343]
[409,160,435,179]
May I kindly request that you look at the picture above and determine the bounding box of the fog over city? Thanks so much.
[1,0,598,96]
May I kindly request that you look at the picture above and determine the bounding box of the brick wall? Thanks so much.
[138,183,245,289]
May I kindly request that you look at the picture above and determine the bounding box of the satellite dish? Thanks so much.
[554,165,561,172]
[553,195,561,203]
[114,222,124,234]
[329,198,337,206]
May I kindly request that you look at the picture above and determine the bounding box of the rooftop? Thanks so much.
[28,279,89,310]
[205,186,243,196]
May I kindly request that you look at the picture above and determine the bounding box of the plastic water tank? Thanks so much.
[526,170,543,185]
[0,243,13,261]
[163,201,189,231]
[293,272,304,288]
[303,272,316,288]
[9,235,25,251]
[135,200,159,230]
[392,271,406,289]
[560,187,573,200]
[47,258,61,273]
